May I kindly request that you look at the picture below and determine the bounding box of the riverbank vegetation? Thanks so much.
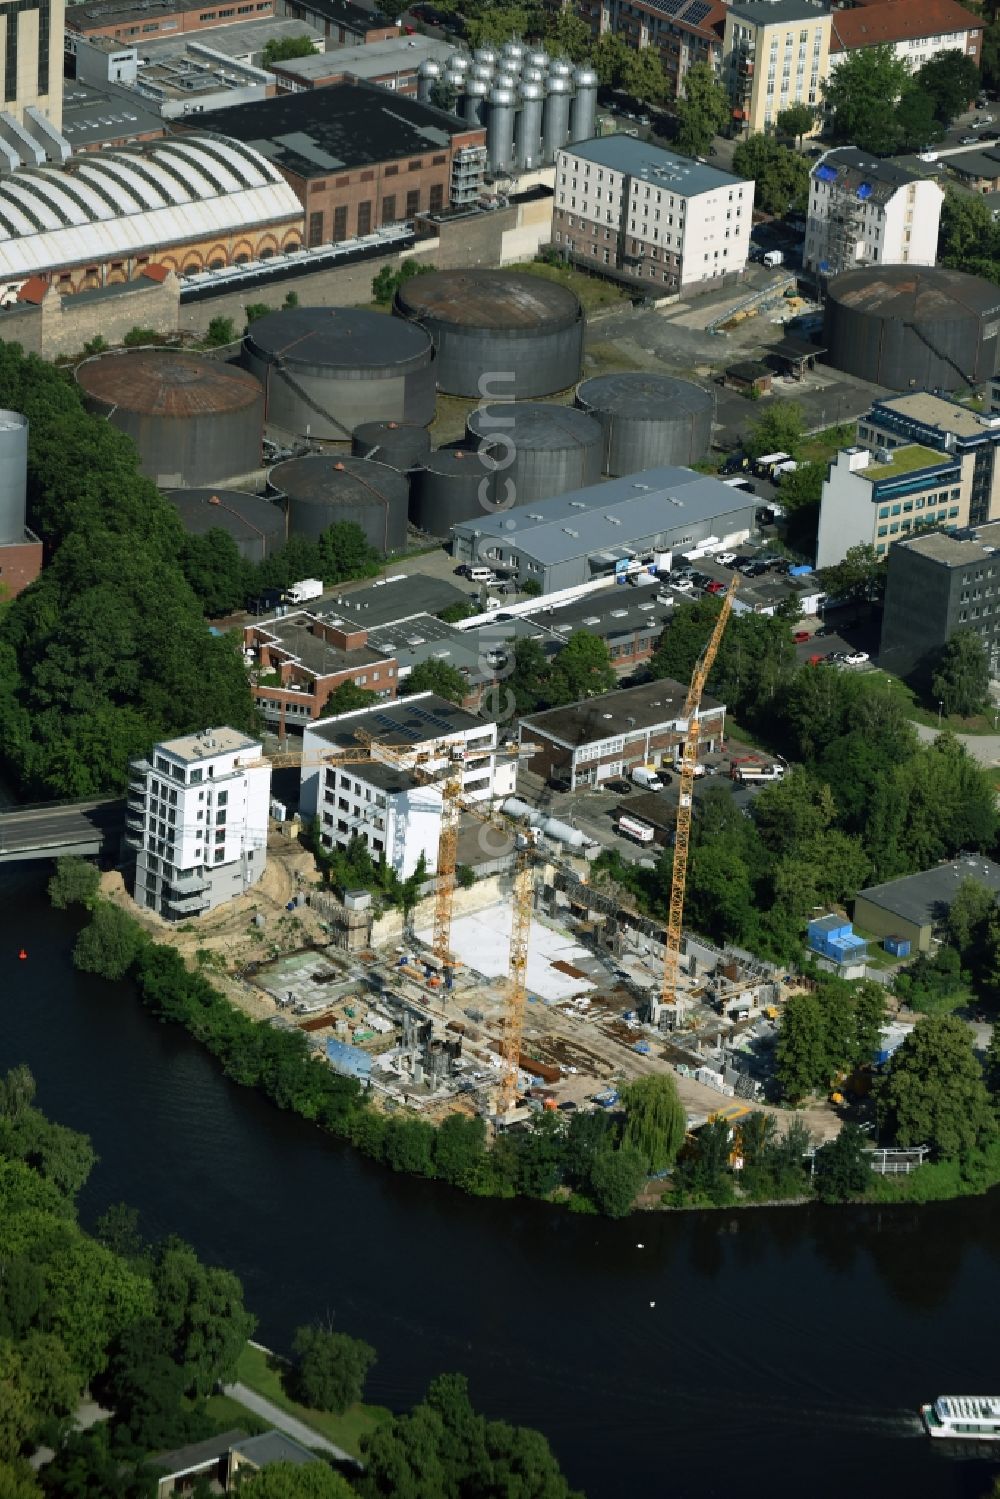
[0,1066,582,1498]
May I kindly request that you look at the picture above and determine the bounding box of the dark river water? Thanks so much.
[2,863,999,1499]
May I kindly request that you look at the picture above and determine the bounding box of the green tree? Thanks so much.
[619,44,668,104]
[94,1319,211,1452]
[986,1022,1000,1099]
[48,857,100,911]
[399,658,468,705]
[983,21,1000,94]
[744,400,804,461]
[674,1117,733,1203]
[429,77,458,113]
[776,460,824,554]
[371,258,436,306]
[776,991,828,1100]
[549,631,616,704]
[520,578,542,598]
[239,1465,354,1498]
[732,137,809,216]
[674,62,729,158]
[262,33,317,65]
[620,1073,685,1173]
[821,43,911,154]
[813,1122,870,1203]
[895,87,944,152]
[122,327,159,348]
[94,1203,144,1262]
[316,522,380,583]
[776,101,815,147]
[149,1236,255,1398]
[876,1014,996,1158]
[289,1324,376,1414]
[202,316,237,348]
[931,629,989,718]
[73,903,145,981]
[432,1112,486,1189]
[938,187,1000,279]
[818,543,884,605]
[916,49,981,124]
[180,530,250,617]
[543,8,593,62]
[592,32,632,88]
[322,680,376,716]
[0,1459,43,1499]
[245,303,272,325]
[588,1144,646,1218]
[437,599,477,623]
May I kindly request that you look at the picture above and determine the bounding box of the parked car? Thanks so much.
[843,649,870,666]
[674,578,695,593]
[793,630,811,643]
[604,777,632,795]
[454,563,469,576]
[716,551,737,567]
[960,134,979,145]
[705,580,726,595]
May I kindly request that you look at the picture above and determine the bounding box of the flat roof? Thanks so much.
[522,679,723,749]
[864,443,949,480]
[893,519,1000,566]
[523,589,674,641]
[613,789,675,829]
[136,16,322,61]
[453,467,756,566]
[61,79,164,147]
[728,0,830,26]
[322,574,472,629]
[159,727,260,762]
[309,690,486,749]
[563,135,749,199]
[857,855,1000,927]
[273,34,454,79]
[332,757,424,796]
[366,613,487,683]
[289,0,389,31]
[869,391,1000,442]
[186,77,467,177]
[946,149,1000,179]
[254,613,390,675]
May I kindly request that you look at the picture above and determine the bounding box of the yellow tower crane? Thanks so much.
[661,574,739,1025]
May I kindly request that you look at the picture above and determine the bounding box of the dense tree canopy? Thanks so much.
[674,63,729,157]
[731,138,808,217]
[289,1325,376,1414]
[931,629,989,718]
[876,1015,996,1158]
[821,45,912,154]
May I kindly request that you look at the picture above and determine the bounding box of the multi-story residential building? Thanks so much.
[857,392,1000,529]
[722,0,831,138]
[816,444,964,568]
[518,680,726,791]
[829,0,983,74]
[127,727,271,920]
[317,760,443,875]
[299,691,517,822]
[804,149,942,276]
[186,79,486,242]
[576,0,727,103]
[552,136,754,295]
[879,519,1000,678]
[0,0,65,129]
[243,610,398,736]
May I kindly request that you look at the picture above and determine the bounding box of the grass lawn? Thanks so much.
[858,668,1000,736]
[518,258,632,313]
[798,422,854,466]
[204,1392,268,1436]
[235,1343,390,1458]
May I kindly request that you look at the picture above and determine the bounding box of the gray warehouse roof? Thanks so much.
[521,678,723,748]
[563,136,750,199]
[272,35,455,81]
[310,691,485,749]
[321,574,472,629]
[452,467,755,564]
[891,519,1000,568]
[728,0,830,24]
[856,855,1000,927]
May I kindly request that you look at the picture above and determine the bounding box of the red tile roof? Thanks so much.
[830,0,983,52]
[16,277,46,304]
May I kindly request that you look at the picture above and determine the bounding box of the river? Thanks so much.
[2,862,998,1499]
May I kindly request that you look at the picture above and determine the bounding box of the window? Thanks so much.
[429,182,444,213]
[308,209,324,246]
[333,206,348,241]
[357,200,372,235]
[406,188,420,216]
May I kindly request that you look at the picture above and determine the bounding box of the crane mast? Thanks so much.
[661,575,738,1024]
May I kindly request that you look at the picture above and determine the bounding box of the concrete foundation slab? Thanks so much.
[417,903,596,1002]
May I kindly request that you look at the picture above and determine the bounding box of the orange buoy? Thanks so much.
[18,949,27,960]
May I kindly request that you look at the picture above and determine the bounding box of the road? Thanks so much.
[0,798,123,861]
[912,722,1000,766]
[222,1382,355,1464]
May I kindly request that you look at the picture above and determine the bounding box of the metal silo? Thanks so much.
[501,39,525,67]
[76,350,263,487]
[543,75,572,162]
[526,48,549,72]
[449,53,470,75]
[576,373,714,476]
[394,268,585,398]
[516,82,545,170]
[466,402,603,506]
[417,57,441,105]
[352,420,432,474]
[494,70,517,91]
[824,267,1000,391]
[271,455,409,556]
[487,84,516,173]
[474,45,498,68]
[244,307,436,440]
[522,65,545,86]
[163,487,287,563]
[570,65,598,143]
[470,61,493,82]
[409,445,496,532]
[464,75,489,127]
[548,57,573,79]
[0,410,28,545]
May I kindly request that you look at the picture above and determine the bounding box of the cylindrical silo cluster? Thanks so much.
[394,268,584,399]
[823,267,1000,392]
[243,306,436,442]
[409,446,495,534]
[0,410,28,545]
[76,350,264,487]
[351,420,432,474]
[466,402,603,507]
[163,487,287,563]
[576,374,715,476]
[271,454,409,557]
[417,40,599,172]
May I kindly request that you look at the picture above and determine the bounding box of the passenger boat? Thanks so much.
[922,1396,1000,1440]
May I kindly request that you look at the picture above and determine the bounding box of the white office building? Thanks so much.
[300,692,517,827]
[317,760,443,877]
[805,149,943,276]
[127,727,271,920]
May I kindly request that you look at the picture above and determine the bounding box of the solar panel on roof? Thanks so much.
[684,1,712,24]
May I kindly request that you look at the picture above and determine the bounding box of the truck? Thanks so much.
[285,577,323,604]
[617,814,655,844]
[672,757,706,778]
[731,759,786,784]
[753,451,791,479]
[631,765,665,792]
[763,249,784,268]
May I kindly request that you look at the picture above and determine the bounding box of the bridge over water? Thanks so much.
[0,799,124,862]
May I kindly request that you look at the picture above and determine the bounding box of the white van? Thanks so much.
[469,566,495,584]
[631,766,665,792]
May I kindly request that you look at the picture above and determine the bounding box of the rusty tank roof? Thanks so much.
[827,265,1000,320]
[395,268,582,330]
[77,350,262,417]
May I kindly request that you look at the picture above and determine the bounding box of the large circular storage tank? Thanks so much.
[351,420,432,473]
[576,373,714,475]
[393,269,584,398]
[824,267,1000,391]
[466,401,603,505]
[76,350,263,486]
[271,455,409,556]
[163,487,287,563]
[244,307,436,441]
[409,446,496,533]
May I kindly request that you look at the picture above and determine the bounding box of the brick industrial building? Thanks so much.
[243,610,398,735]
[66,0,392,47]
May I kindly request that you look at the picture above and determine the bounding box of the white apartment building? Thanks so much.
[552,136,754,295]
[804,149,943,276]
[816,444,964,568]
[317,760,443,877]
[722,0,831,137]
[299,691,517,826]
[127,727,271,921]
